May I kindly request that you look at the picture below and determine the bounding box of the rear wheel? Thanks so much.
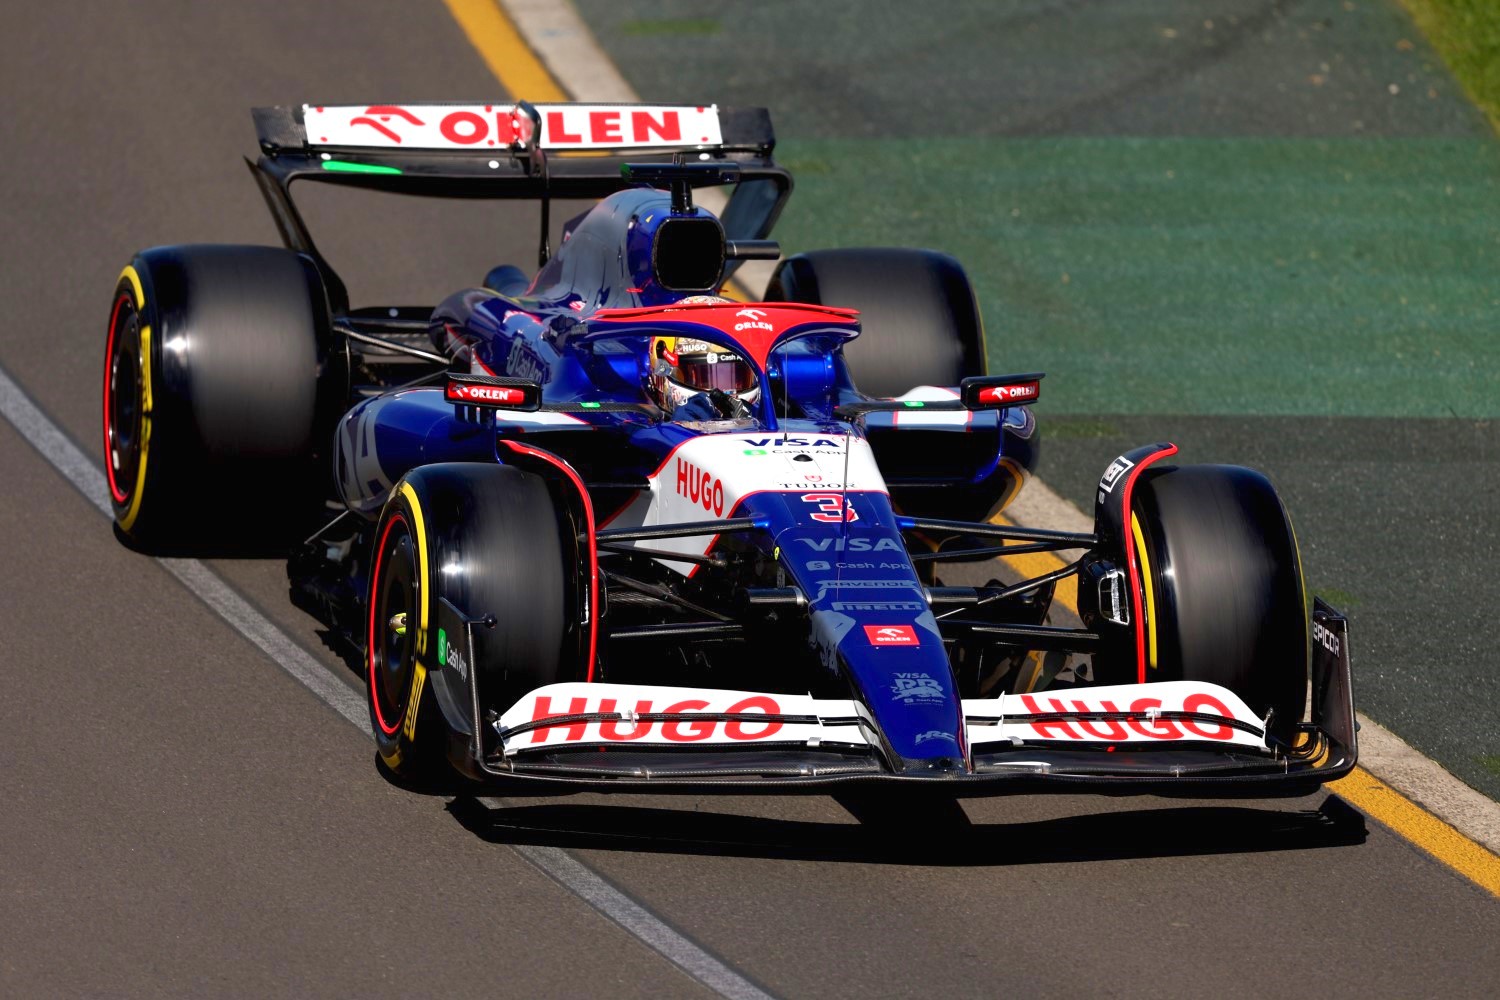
[367,464,583,780]
[102,246,340,552]
[1130,465,1308,743]
[766,247,986,397]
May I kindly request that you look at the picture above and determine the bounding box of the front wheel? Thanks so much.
[366,464,583,780]
[1129,464,1308,743]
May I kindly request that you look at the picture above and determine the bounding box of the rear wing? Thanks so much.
[248,102,792,309]
[252,102,784,196]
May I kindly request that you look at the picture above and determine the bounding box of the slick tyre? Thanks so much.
[367,464,583,781]
[1130,465,1308,743]
[766,248,986,398]
[103,246,339,553]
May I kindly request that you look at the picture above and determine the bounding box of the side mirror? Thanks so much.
[445,370,542,411]
[960,373,1044,409]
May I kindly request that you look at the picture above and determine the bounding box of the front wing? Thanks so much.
[439,601,1356,796]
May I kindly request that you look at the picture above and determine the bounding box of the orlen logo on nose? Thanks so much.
[978,382,1038,404]
[864,625,919,646]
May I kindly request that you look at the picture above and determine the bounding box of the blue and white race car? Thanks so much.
[103,101,1356,793]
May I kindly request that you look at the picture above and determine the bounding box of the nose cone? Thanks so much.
[810,608,970,775]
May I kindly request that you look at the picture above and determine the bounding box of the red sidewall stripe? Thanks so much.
[368,510,410,737]
[102,292,133,505]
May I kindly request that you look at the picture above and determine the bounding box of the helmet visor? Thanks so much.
[675,355,757,393]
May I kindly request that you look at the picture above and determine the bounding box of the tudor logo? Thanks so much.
[735,307,773,333]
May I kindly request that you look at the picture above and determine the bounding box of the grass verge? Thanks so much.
[1400,0,1500,131]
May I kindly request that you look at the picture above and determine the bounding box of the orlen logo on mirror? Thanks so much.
[447,383,526,405]
[977,381,1039,404]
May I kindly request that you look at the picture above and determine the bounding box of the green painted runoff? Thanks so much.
[773,137,1500,417]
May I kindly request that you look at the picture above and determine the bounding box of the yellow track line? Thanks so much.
[441,0,1500,899]
[1330,770,1500,896]
[441,0,566,102]
[994,516,1500,896]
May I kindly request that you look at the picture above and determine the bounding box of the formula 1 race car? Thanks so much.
[103,102,1356,793]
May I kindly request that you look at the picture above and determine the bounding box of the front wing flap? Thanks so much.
[451,600,1357,792]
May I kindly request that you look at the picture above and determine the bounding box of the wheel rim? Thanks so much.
[104,292,142,505]
[369,513,418,737]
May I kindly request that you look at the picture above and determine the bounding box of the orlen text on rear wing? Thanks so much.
[247,102,792,309]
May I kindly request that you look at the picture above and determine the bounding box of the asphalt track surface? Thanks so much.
[1,2,1497,997]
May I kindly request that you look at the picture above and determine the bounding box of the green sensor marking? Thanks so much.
[321,160,403,175]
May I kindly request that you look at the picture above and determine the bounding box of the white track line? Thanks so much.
[0,362,773,1000]
[498,0,1500,857]
[499,837,775,1000]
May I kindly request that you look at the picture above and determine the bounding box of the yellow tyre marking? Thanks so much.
[397,482,430,656]
[119,264,145,309]
[440,0,566,102]
[1287,507,1311,623]
[117,323,152,532]
[402,661,428,742]
[115,265,154,531]
[1130,512,1158,670]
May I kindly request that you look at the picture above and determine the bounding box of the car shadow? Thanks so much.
[444,791,1366,867]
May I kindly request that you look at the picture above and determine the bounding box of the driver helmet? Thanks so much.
[648,297,760,412]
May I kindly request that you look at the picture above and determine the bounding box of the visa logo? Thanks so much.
[742,438,843,448]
